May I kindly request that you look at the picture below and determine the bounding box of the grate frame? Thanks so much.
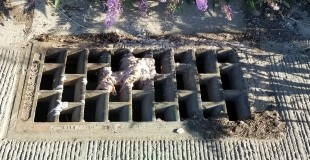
[7,42,250,139]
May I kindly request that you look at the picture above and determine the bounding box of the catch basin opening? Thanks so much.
[217,50,238,63]
[225,100,238,121]
[88,50,110,63]
[40,74,54,90]
[86,70,99,90]
[45,50,65,63]
[155,106,177,121]
[196,51,217,73]
[203,105,224,118]
[109,105,129,122]
[176,73,184,90]
[62,79,82,102]
[111,50,128,72]
[84,98,97,122]
[34,101,50,122]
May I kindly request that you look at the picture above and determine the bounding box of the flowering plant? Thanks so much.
[103,0,234,27]
[246,0,310,12]
[50,0,234,27]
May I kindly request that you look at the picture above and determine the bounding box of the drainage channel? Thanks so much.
[8,42,250,139]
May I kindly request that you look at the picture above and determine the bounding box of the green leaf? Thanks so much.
[282,1,291,8]
[246,0,256,10]
[55,0,60,8]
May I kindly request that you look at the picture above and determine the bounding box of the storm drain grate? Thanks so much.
[9,43,250,139]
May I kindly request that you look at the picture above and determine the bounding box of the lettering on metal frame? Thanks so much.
[21,53,41,121]
[51,125,109,130]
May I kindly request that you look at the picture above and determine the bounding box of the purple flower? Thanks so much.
[104,0,122,27]
[269,2,280,11]
[196,0,208,11]
[138,0,148,16]
[221,4,233,20]
[159,0,167,3]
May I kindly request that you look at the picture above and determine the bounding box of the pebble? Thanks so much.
[239,121,246,125]
[176,128,185,134]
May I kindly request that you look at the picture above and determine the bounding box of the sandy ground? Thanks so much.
[0,0,246,46]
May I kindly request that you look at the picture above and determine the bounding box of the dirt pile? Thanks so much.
[219,110,285,139]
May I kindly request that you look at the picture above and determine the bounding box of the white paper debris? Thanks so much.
[97,52,156,94]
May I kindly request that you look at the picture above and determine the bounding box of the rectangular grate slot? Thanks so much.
[62,85,75,102]
[225,100,238,121]
[59,111,73,122]
[132,97,143,122]
[59,106,81,122]
[176,68,197,90]
[154,52,163,73]
[40,74,54,90]
[155,105,177,121]
[62,78,83,102]
[224,92,250,121]
[217,49,238,63]
[65,51,86,74]
[132,81,143,90]
[178,93,201,120]
[200,77,222,102]
[109,105,129,122]
[84,93,108,122]
[174,51,191,63]
[65,56,78,74]
[200,84,210,101]
[154,77,175,102]
[88,50,110,63]
[34,94,58,122]
[84,98,97,122]
[132,93,153,122]
[153,50,173,74]
[178,99,188,120]
[34,101,50,122]
[86,70,99,90]
[196,55,205,73]
[40,66,63,90]
[203,104,225,118]
[220,71,231,90]
[220,65,244,90]
[176,73,184,90]
[133,50,152,58]
[111,50,129,72]
[154,80,164,102]
[196,50,217,73]
[45,50,66,63]
[109,91,121,102]
[108,86,130,102]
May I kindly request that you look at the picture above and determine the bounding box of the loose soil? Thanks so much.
[220,110,285,139]
[186,110,285,140]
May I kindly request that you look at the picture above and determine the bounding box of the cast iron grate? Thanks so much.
[7,43,253,139]
[29,47,250,123]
